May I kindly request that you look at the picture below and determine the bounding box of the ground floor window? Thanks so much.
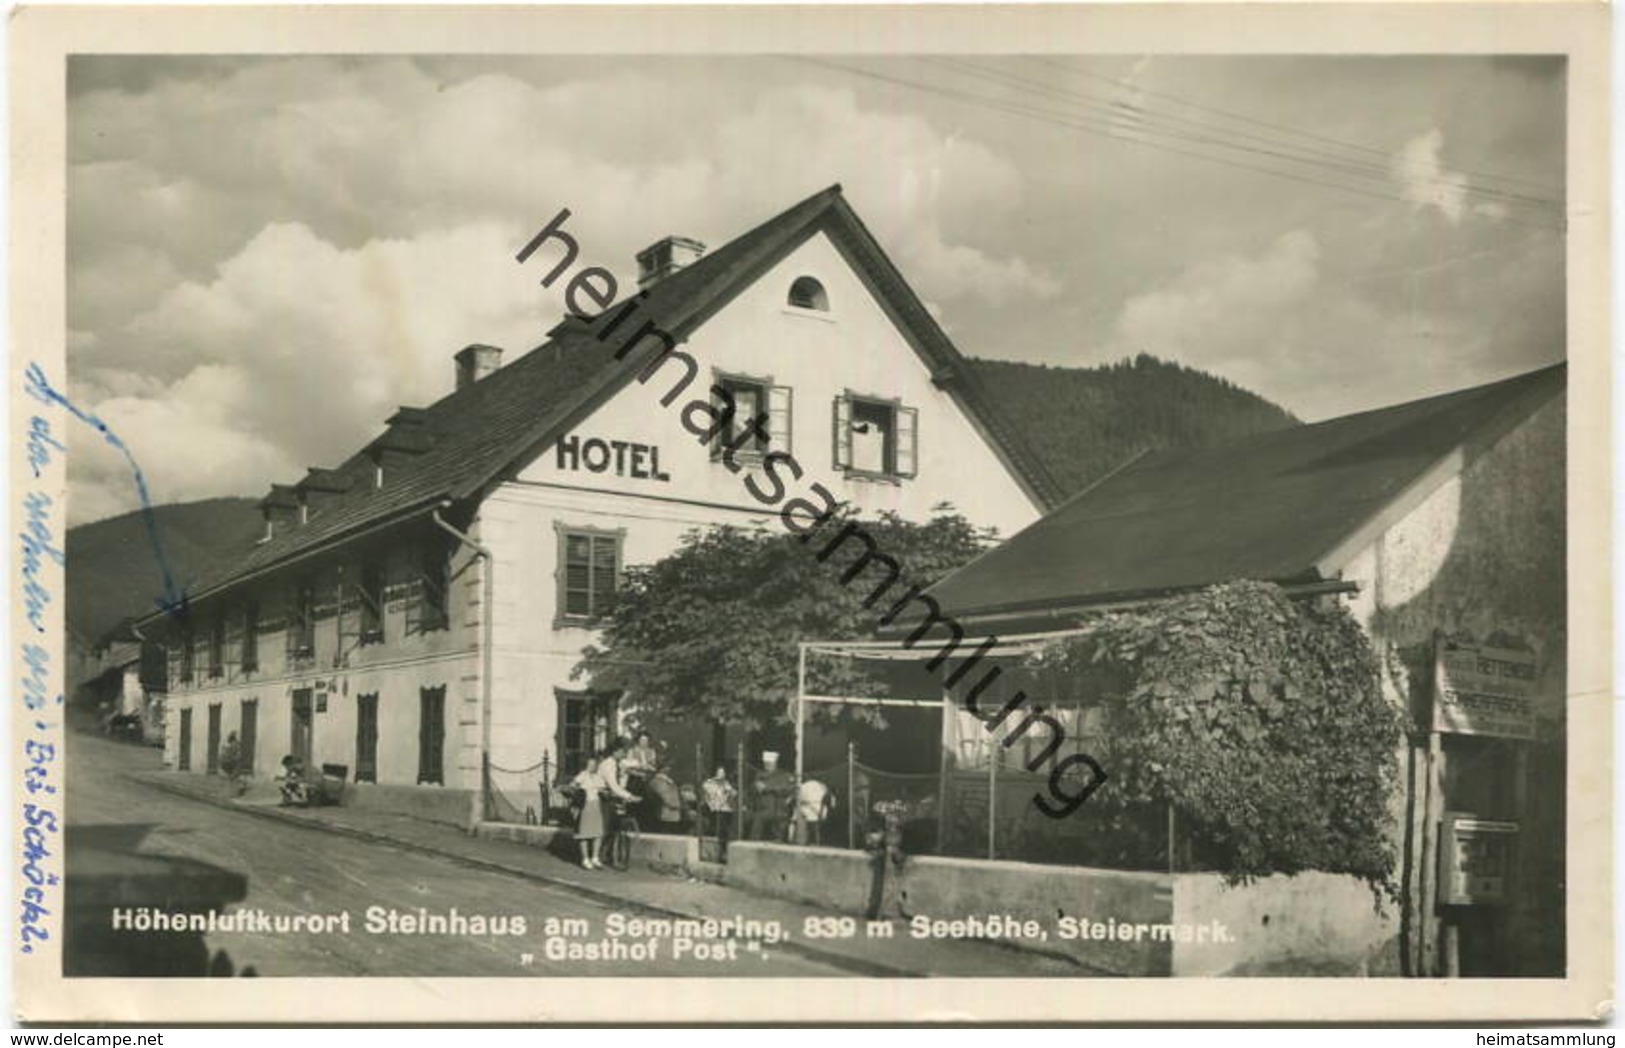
[556,688,618,778]
[418,685,446,785]
[356,692,379,784]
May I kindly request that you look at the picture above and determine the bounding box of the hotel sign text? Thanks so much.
[555,434,671,482]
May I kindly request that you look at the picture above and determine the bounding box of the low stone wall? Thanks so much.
[475,823,697,870]
[471,825,1400,977]
[1169,871,1401,976]
[721,842,1173,976]
[344,782,473,827]
[724,843,876,912]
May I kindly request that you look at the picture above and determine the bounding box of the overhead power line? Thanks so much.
[786,56,1563,233]
[922,57,1561,213]
[1032,55,1563,197]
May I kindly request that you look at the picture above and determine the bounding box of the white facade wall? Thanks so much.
[481,230,1046,808]
[163,530,483,795]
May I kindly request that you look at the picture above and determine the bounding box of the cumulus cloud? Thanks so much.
[1110,229,1322,357]
[1392,129,1475,224]
[66,219,553,522]
[1102,228,1517,419]
[67,59,1063,522]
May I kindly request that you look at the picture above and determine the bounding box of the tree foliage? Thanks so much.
[1025,581,1403,894]
[576,508,989,732]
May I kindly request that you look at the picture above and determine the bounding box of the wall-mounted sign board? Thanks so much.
[1433,644,1537,739]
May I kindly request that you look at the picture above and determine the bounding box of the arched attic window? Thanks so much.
[788,276,829,312]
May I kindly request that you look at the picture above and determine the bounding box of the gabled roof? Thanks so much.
[925,363,1566,626]
[155,185,1064,616]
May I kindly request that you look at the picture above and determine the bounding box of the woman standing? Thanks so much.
[573,745,635,870]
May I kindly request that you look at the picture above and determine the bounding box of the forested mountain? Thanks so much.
[969,353,1299,498]
[66,496,262,647]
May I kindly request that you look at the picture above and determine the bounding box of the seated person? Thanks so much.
[276,754,321,807]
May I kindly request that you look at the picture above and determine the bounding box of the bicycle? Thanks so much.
[604,795,641,871]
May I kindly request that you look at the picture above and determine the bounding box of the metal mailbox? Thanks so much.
[1438,812,1518,906]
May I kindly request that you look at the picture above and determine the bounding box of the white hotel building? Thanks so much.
[145,186,1065,825]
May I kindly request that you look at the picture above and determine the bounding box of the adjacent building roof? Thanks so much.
[925,363,1566,626]
[151,185,1065,618]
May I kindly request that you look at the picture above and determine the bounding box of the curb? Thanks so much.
[129,772,919,979]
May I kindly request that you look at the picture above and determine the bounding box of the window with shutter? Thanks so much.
[712,372,781,461]
[556,525,623,624]
[835,392,918,481]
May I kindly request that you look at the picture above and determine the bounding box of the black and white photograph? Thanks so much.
[12,2,1611,1025]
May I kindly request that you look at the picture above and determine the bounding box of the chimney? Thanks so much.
[636,236,706,289]
[455,344,503,390]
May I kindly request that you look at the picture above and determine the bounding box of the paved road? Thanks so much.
[67,732,842,977]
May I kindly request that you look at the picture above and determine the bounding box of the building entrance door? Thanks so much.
[240,700,258,776]
[291,688,314,767]
[555,688,619,778]
[178,708,193,771]
[206,704,222,774]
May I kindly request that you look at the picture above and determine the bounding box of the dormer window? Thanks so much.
[788,276,828,312]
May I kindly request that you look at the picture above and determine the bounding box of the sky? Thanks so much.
[65,54,1566,524]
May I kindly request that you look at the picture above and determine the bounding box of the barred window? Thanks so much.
[409,543,450,634]
[288,580,316,659]
[357,560,385,644]
[207,616,226,678]
[241,601,259,673]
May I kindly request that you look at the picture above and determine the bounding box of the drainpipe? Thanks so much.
[432,500,494,831]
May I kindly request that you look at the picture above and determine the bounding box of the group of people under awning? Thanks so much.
[563,733,839,867]
[697,750,836,861]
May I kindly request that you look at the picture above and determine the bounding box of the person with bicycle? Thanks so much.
[571,743,636,870]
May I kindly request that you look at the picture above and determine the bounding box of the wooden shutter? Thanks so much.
[708,382,728,461]
[832,394,852,470]
[356,693,378,783]
[239,699,258,775]
[895,405,919,478]
[418,685,445,785]
[768,384,793,454]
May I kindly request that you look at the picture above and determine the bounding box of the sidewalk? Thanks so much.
[130,770,1108,978]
